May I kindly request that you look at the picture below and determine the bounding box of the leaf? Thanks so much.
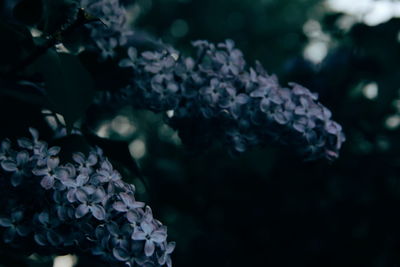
[52,134,92,163]
[0,22,34,73]
[0,79,48,107]
[40,0,78,34]
[13,0,44,26]
[31,49,95,129]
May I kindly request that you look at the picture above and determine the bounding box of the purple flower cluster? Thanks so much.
[80,0,132,58]
[116,40,345,160]
[0,128,174,266]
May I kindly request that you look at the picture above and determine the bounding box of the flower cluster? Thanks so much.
[0,128,174,266]
[114,40,345,160]
[80,0,132,58]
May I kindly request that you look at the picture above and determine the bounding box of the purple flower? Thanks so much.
[64,172,90,203]
[132,220,167,257]
[119,47,137,68]
[1,150,30,187]
[33,211,63,246]
[0,210,30,243]
[0,129,174,266]
[81,0,132,58]
[32,157,68,190]
[157,241,176,267]
[73,152,98,173]
[33,143,61,166]
[91,159,124,192]
[111,39,345,160]
[75,186,107,220]
[113,192,145,213]
[0,139,11,161]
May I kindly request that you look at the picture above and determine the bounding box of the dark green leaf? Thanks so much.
[0,79,48,107]
[0,22,34,73]
[31,50,95,129]
[40,0,78,34]
[52,134,92,163]
[13,0,44,26]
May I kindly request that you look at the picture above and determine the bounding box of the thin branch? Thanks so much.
[3,8,100,78]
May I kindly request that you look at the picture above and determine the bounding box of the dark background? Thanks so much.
[2,0,400,266]
[131,1,400,266]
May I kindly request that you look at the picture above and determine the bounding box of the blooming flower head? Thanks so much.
[114,39,345,160]
[0,129,174,266]
[80,0,133,58]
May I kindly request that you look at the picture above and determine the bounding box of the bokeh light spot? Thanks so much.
[385,115,400,130]
[170,19,189,38]
[303,41,328,64]
[53,255,77,267]
[327,0,400,26]
[129,139,147,159]
[362,82,378,100]
[111,115,136,137]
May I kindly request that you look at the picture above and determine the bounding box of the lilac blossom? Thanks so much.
[0,129,174,266]
[74,185,107,220]
[132,220,167,257]
[32,157,68,190]
[1,150,30,187]
[0,210,30,243]
[112,39,345,160]
[80,0,132,58]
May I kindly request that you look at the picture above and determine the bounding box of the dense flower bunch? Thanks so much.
[80,0,132,58]
[0,129,174,266]
[114,40,345,160]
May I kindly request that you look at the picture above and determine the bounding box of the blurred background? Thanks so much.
[2,0,400,266]
[118,0,400,266]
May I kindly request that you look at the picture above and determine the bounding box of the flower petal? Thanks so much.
[236,94,249,104]
[16,225,30,236]
[40,175,55,190]
[72,152,85,165]
[75,190,88,203]
[144,240,155,257]
[48,146,61,156]
[90,205,106,220]
[55,168,68,180]
[1,160,17,172]
[166,241,176,253]
[17,138,32,149]
[75,204,89,218]
[113,201,128,212]
[11,174,23,187]
[140,221,154,235]
[119,59,134,68]
[132,230,146,241]
[87,153,98,166]
[3,227,16,243]
[92,188,106,203]
[29,127,39,141]
[47,157,59,169]
[151,230,167,243]
[0,218,12,227]
[32,167,48,176]
[16,151,29,164]
[47,231,62,246]
[126,211,139,224]
[34,233,47,246]
[113,247,130,261]
[38,212,49,224]
[76,174,89,186]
